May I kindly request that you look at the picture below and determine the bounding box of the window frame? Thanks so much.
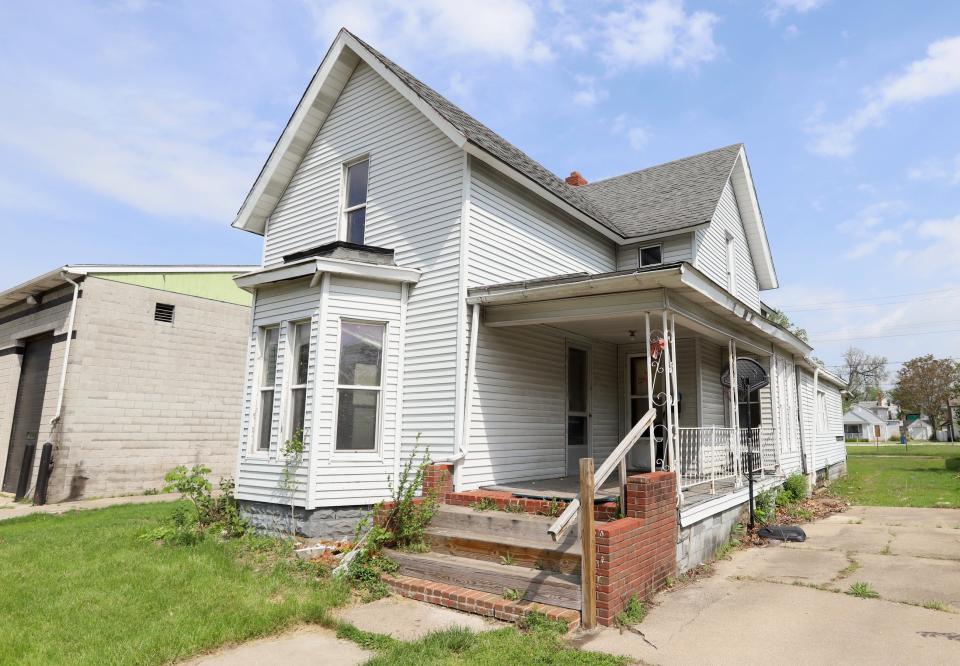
[638,243,663,268]
[340,155,370,245]
[285,319,312,445]
[331,317,387,457]
[816,389,829,432]
[253,325,280,454]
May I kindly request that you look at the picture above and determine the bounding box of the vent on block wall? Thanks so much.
[154,303,175,323]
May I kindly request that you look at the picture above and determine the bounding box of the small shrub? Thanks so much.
[847,581,879,599]
[470,497,498,512]
[615,594,647,627]
[517,611,568,634]
[781,474,809,505]
[754,490,775,524]
[140,466,246,544]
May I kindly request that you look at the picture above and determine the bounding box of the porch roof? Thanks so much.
[467,262,813,359]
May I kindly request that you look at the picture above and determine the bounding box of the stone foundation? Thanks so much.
[816,460,847,484]
[240,500,370,539]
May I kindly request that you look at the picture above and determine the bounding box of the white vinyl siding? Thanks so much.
[698,341,726,427]
[313,277,402,507]
[237,278,320,505]
[694,179,761,310]
[616,234,694,271]
[247,61,463,498]
[462,324,618,489]
[467,161,616,287]
[797,370,844,471]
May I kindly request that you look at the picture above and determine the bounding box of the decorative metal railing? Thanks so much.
[676,426,772,494]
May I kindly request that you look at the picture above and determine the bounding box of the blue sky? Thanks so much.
[1,0,959,379]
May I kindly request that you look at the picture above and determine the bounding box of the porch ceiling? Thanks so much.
[466,262,812,357]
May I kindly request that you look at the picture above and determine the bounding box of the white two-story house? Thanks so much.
[229,29,845,567]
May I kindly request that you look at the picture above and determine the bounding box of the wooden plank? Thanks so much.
[432,505,579,547]
[425,528,582,574]
[388,550,582,610]
[580,458,597,630]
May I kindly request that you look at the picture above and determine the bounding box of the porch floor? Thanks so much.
[482,473,769,510]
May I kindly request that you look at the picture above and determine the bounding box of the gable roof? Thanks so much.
[232,29,777,289]
[843,404,885,426]
[577,144,742,238]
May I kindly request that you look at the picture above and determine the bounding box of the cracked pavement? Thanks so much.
[577,506,960,665]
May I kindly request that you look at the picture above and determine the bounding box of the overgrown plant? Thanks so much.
[847,581,879,599]
[615,594,647,628]
[347,448,438,598]
[754,490,775,524]
[778,474,809,507]
[469,497,498,512]
[141,465,246,544]
[279,429,306,537]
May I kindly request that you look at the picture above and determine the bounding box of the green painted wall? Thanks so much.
[91,272,252,306]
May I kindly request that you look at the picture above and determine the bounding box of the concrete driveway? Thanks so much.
[579,506,960,665]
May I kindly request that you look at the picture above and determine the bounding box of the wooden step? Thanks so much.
[386,549,582,611]
[430,504,579,548]
[424,526,582,574]
[384,574,581,631]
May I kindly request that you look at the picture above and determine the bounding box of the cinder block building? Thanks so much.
[0,265,254,502]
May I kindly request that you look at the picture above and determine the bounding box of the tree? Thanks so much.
[890,355,960,441]
[764,307,809,343]
[840,347,889,405]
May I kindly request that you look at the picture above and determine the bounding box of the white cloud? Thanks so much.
[838,201,905,259]
[808,35,960,157]
[0,74,266,222]
[610,114,650,152]
[847,229,901,259]
[907,154,960,184]
[765,0,828,23]
[627,127,649,151]
[896,215,960,277]
[599,0,720,70]
[572,75,606,107]
[304,0,554,64]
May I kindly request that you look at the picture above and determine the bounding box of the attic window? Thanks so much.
[343,158,369,245]
[154,303,175,323]
[639,244,662,267]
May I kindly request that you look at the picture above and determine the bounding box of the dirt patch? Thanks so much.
[776,490,849,526]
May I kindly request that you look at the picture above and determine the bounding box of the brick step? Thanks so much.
[386,549,582,610]
[424,526,582,574]
[430,504,579,548]
[384,573,581,632]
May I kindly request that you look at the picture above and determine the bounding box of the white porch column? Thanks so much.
[661,310,673,475]
[645,312,654,472]
[728,339,741,484]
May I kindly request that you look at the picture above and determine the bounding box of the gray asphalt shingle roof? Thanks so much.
[577,144,743,238]
[349,30,743,241]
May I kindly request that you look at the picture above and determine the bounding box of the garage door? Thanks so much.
[2,332,54,493]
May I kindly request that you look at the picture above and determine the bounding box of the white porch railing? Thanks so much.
[677,426,773,494]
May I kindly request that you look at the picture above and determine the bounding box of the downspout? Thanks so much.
[52,273,80,433]
[793,360,808,476]
[811,366,821,491]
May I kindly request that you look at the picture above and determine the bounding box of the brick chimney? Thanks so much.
[565,171,588,186]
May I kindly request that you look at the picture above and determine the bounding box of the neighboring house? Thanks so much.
[228,29,846,620]
[844,398,901,441]
[906,414,934,441]
[0,265,254,502]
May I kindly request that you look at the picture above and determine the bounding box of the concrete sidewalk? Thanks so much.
[0,492,178,521]
[578,506,960,665]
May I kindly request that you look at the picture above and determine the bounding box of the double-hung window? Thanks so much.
[256,326,280,452]
[288,321,311,441]
[343,158,369,245]
[335,321,384,451]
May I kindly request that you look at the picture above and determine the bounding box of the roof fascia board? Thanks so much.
[235,258,420,290]
[466,266,683,305]
[72,265,256,274]
[734,152,780,289]
[678,265,811,355]
[616,223,709,245]
[463,144,624,243]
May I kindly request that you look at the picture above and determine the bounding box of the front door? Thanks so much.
[3,332,54,493]
[566,345,590,476]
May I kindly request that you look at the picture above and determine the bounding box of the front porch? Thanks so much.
[457,264,804,516]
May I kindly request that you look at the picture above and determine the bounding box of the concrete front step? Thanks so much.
[386,549,582,610]
[424,526,582,574]
[383,573,581,631]
[430,504,579,548]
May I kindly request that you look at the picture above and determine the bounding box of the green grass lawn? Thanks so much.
[831,446,960,508]
[0,502,348,665]
[0,502,624,666]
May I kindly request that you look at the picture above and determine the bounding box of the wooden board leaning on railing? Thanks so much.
[547,407,658,542]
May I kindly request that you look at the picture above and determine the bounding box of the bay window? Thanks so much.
[335,321,384,451]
